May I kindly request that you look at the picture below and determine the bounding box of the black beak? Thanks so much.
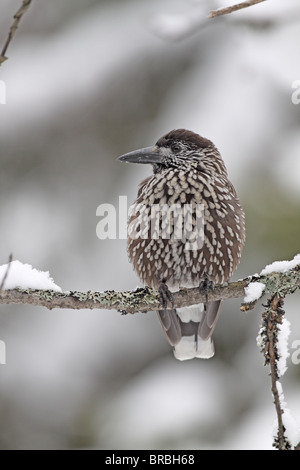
[118,146,162,165]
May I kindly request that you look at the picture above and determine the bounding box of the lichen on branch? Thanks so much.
[0,265,299,313]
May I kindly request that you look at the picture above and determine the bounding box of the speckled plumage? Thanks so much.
[119,129,245,360]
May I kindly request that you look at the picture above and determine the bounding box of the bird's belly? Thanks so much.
[128,236,225,291]
[127,184,245,290]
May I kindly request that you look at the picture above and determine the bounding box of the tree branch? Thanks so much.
[259,294,291,450]
[0,266,299,313]
[0,0,33,67]
[208,0,267,19]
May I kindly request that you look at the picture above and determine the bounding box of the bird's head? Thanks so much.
[118,129,225,175]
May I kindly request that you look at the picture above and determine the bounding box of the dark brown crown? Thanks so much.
[156,129,213,149]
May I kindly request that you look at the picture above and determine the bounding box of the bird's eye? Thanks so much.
[171,143,181,153]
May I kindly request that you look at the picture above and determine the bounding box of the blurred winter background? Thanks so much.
[0,0,300,450]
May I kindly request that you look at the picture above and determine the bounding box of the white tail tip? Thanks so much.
[173,335,215,361]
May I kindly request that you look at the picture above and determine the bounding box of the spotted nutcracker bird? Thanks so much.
[118,129,245,360]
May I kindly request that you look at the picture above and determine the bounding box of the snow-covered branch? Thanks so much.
[258,295,291,449]
[255,255,300,450]
[0,0,33,66]
[257,292,300,450]
[0,256,299,313]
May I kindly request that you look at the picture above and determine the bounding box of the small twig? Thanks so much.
[0,254,13,292]
[0,0,33,67]
[208,0,266,19]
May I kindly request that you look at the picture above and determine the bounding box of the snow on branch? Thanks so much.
[252,254,300,450]
[257,293,300,450]
[0,0,33,66]
[208,0,267,19]
[0,256,299,313]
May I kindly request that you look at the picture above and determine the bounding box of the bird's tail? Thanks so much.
[157,301,222,361]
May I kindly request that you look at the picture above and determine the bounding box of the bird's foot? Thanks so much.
[199,273,214,310]
[158,280,174,310]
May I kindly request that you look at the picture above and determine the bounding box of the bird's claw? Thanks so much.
[199,274,214,310]
[158,280,174,310]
